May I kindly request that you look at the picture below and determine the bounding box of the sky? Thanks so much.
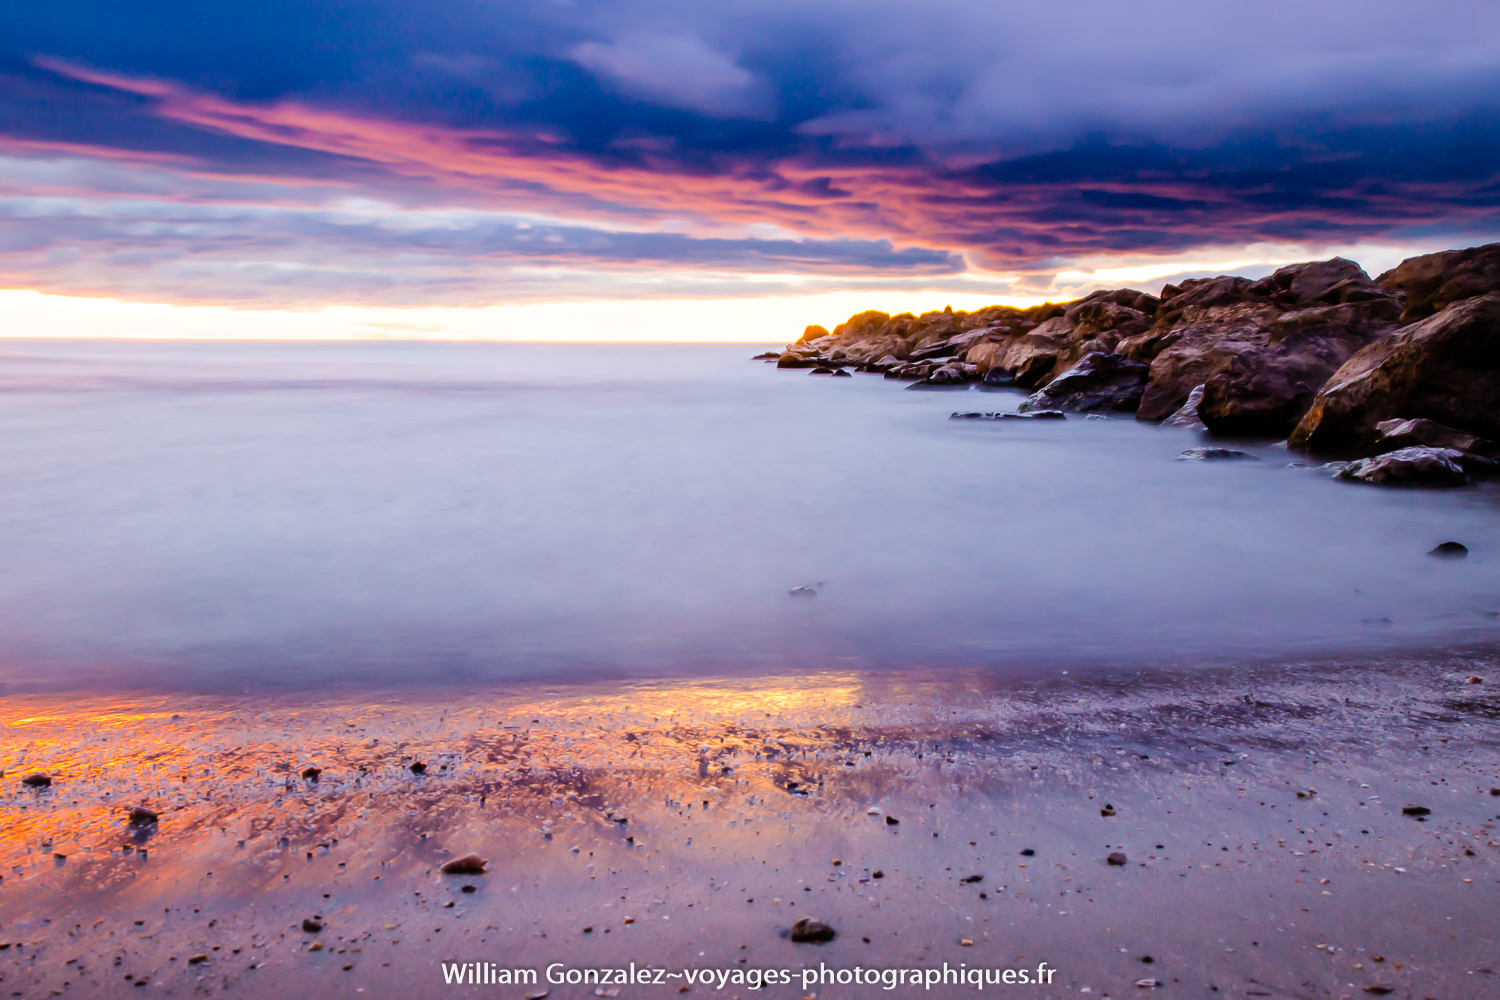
[3,1,1500,340]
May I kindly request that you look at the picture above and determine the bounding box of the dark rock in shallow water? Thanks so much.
[788,585,818,597]
[1177,448,1258,461]
[21,773,51,788]
[777,353,818,369]
[1020,351,1148,413]
[1373,417,1492,455]
[980,367,1016,388]
[751,351,781,360]
[1006,410,1065,420]
[832,369,853,377]
[810,367,836,375]
[789,918,837,943]
[1336,447,1471,486]
[1429,541,1469,558]
[1291,294,1500,455]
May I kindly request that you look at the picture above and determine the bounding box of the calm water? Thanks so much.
[1,339,1497,693]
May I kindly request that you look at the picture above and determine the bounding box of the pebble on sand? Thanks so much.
[301,767,322,781]
[21,773,51,788]
[1401,806,1431,817]
[1107,852,1128,866]
[302,918,323,933]
[1466,675,1484,684]
[789,918,837,943]
[885,815,899,826]
[127,807,159,827]
[441,855,488,875]
[1429,541,1469,558]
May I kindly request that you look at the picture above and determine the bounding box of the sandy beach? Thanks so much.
[5,647,1498,999]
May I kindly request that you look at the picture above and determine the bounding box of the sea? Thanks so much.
[1,339,1497,694]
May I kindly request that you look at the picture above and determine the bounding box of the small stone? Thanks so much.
[1020,849,1035,857]
[789,918,836,943]
[1135,979,1160,989]
[872,870,884,879]
[583,926,593,933]
[1177,448,1258,461]
[301,767,322,781]
[307,942,323,952]
[127,807,158,827]
[187,955,208,965]
[960,938,974,947]
[526,992,550,1000]
[788,586,818,597]
[885,815,899,826]
[1107,852,1128,866]
[1429,541,1469,558]
[1362,988,1394,996]
[1401,806,1430,817]
[1465,675,1483,684]
[961,875,983,883]
[302,919,323,933]
[1490,788,1500,796]
[832,369,852,378]
[1100,805,1116,817]
[21,773,51,788]
[409,761,427,775]
[440,855,488,875]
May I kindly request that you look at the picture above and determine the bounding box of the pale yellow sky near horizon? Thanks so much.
[0,239,1461,343]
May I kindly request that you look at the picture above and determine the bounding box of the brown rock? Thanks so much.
[1377,243,1500,322]
[1336,447,1471,486]
[1291,294,1500,455]
[1373,418,1492,455]
[127,806,158,826]
[1020,352,1149,413]
[21,773,51,788]
[789,918,837,943]
[1107,852,1128,865]
[440,854,488,875]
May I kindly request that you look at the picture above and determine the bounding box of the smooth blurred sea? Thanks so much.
[1,339,1497,693]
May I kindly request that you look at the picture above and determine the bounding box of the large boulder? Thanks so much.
[1019,352,1149,413]
[1196,317,1392,437]
[1249,257,1384,306]
[1377,243,1500,323]
[1289,293,1500,455]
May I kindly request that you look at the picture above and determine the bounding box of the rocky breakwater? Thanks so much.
[766,243,1500,485]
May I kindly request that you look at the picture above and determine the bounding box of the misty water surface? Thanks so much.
[1,339,1497,693]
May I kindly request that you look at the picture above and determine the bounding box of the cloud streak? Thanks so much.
[1,1,1499,307]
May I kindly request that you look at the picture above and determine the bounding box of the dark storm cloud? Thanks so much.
[2,0,1499,304]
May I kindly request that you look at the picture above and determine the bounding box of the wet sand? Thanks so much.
[3,651,1499,1000]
